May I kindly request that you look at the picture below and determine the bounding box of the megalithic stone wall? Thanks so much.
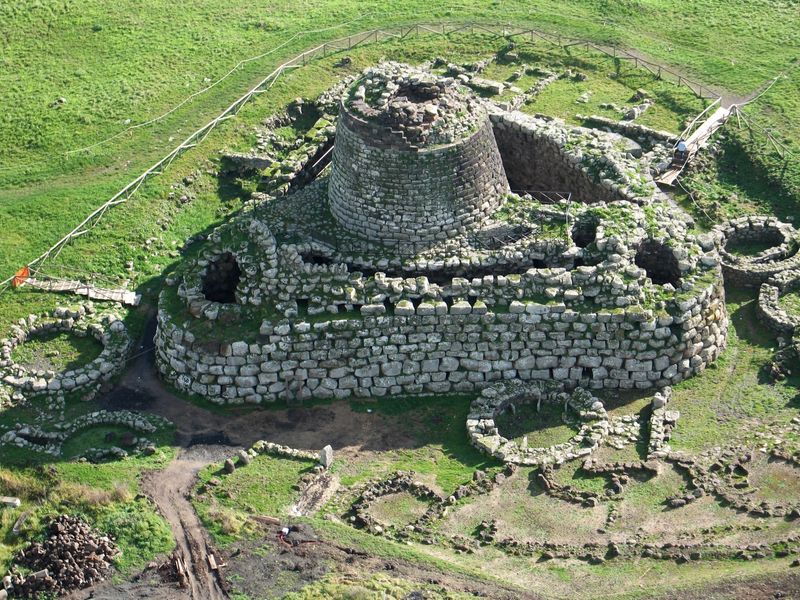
[328,110,508,248]
[155,277,727,406]
[490,111,658,204]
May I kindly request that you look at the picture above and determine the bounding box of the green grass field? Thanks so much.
[0,1,798,289]
[11,330,103,372]
[495,402,578,448]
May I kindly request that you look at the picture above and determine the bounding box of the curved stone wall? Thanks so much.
[757,268,800,336]
[156,64,729,407]
[156,277,726,405]
[466,381,609,466]
[490,111,662,204]
[0,305,132,399]
[714,216,800,287]
[328,111,508,247]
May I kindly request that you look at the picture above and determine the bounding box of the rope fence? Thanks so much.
[1,20,726,294]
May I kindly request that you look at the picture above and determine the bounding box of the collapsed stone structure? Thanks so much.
[156,62,728,405]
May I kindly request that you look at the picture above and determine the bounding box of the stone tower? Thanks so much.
[328,63,509,250]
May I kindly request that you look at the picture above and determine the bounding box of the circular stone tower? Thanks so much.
[328,63,509,248]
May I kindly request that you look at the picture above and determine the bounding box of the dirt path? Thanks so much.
[101,317,417,457]
[228,531,539,600]
[140,445,232,600]
[91,315,420,599]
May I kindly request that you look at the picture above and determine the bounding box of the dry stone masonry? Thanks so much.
[329,63,508,250]
[647,386,678,459]
[0,304,132,405]
[466,381,610,466]
[156,62,728,406]
[6,515,119,599]
[758,268,800,337]
[714,215,800,288]
[0,410,168,459]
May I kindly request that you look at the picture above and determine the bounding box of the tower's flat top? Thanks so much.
[343,62,486,147]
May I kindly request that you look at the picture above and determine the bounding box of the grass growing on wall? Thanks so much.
[11,330,104,372]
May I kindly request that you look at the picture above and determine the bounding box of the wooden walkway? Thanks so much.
[657,101,735,186]
[22,278,141,306]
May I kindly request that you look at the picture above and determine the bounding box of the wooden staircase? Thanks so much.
[657,100,735,186]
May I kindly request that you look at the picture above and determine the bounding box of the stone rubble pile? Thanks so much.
[647,387,678,459]
[7,515,119,598]
[346,62,487,147]
[0,410,166,459]
[493,65,564,111]
[576,115,676,174]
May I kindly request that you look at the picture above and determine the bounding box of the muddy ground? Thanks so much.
[65,318,800,599]
[100,318,416,456]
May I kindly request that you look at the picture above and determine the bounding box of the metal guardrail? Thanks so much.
[1,20,722,291]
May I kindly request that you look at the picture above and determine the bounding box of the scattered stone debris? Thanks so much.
[667,444,800,518]
[1,410,168,459]
[7,515,119,598]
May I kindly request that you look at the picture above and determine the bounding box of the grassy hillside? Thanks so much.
[0,4,799,597]
[0,0,798,285]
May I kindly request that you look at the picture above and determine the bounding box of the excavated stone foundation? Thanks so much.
[155,62,728,405]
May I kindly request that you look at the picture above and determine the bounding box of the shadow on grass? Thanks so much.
[715,137,797,221]
[351,393,500,471]
[494,401,576,447]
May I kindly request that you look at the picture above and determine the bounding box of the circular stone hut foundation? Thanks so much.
[155,62,728,405]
